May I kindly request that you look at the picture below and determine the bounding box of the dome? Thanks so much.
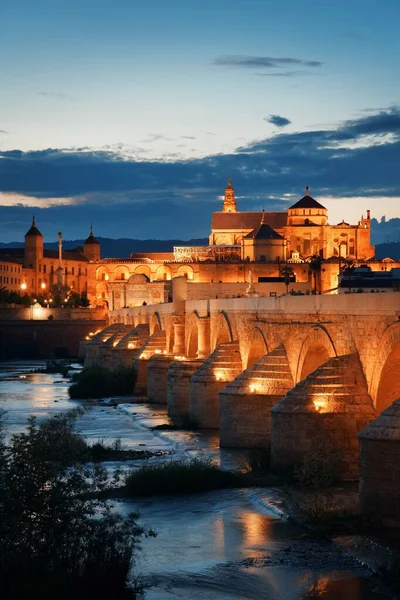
[289,187,326,211]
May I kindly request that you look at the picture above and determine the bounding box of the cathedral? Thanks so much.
[209,179,375,261]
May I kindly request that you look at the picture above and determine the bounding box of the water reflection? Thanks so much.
[0,362,388,600]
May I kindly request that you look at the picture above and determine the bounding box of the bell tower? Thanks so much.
[222,178,237,213]
[24,216,43,269]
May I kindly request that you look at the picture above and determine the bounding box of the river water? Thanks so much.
[0,361,390,600]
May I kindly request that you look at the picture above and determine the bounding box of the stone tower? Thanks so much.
[222,178,237,213]
[83,226,101,261]
[24,216,43,269]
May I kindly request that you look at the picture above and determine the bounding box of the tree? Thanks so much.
[0,408,150,599]
[280,265,294,295]
[308,254,323,294]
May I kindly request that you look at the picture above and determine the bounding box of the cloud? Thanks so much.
[266,115,292,128]
[214,55,323,69]
[0,106,399,241]
[0,129,9,134]
[181,135,196,140]
[257,70,323,78]
[37,92,72,101]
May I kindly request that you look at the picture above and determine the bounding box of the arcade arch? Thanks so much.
[134,265,152,279]
[176,265,194,280]
[155,265,172,281]
[114,265,130,281]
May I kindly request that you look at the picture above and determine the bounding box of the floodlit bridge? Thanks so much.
[81,292,400,522]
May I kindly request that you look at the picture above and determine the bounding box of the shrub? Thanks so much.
[124,458,240,496]
[0,409,151,599]
[68,366,136,399]
[242,447,271,473]
[283,434,343,533]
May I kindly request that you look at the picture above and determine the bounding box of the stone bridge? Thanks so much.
[83,293,400,484]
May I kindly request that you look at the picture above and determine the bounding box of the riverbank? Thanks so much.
[0,360,394,599]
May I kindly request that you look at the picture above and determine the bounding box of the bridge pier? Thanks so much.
[97,325,133,369]
[358,399,400,524]
[167,359,202,417]
[133,330,167,395]
[189,341,242,429]
[219,345,294,448]
[147,354,175,404]
[109,323,150,370]
[271,354,375,480]
[84,324,126,368]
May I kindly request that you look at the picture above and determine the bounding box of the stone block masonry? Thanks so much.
[271,354,375,480]
[358,399,400,524]
[219,345,294,448]
[189,341,243,429]
[167,359,202,417]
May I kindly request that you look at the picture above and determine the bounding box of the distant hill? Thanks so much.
[1,237,400,260]
[374,242,400,260]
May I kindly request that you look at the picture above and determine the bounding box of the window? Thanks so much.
[39,264,41,272]
[51,265,54,274]
[78,267,81,276]
[43,265,46,274]
[72,267,75,275]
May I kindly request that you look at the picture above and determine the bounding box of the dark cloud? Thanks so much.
[257,71,323,78]
[140,133,174,143]
[37,92,72,101]
[214,55,323,69]
[0,106,399,242]
[0,129,9,134]
[266,115,292,128]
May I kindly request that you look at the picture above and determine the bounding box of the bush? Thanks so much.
[283,434,343,533]
[242,447,271,473]
[69,366,136,399]
[0,409,151,599]
[124,458,240,496]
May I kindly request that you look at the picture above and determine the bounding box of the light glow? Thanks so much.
[313,397,328,412]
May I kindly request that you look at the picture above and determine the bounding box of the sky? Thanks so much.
[0,0,399,242]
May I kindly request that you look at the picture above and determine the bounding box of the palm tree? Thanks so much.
[281,265,294,295]
[308,254,323,294]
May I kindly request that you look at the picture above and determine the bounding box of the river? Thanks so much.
[0,361,389,599]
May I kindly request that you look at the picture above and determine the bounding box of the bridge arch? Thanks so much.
[245,327,269,368]
[149,312,162,335]
[370,323,400,412]
[295,325,337,383]
[186,324,199,358]
[212,311,234,350]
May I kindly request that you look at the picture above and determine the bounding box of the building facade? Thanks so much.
[1,181,397,308]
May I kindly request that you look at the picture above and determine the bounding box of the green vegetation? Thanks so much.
[242,447,271,474]
[68,366,136,399]
[0,408,153,599]
[34,359,72,377]
[124,458,242,497]
[85,438,171,462]
[282,435,344,535]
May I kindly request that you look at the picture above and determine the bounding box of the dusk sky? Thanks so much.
[1,0,399,242]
